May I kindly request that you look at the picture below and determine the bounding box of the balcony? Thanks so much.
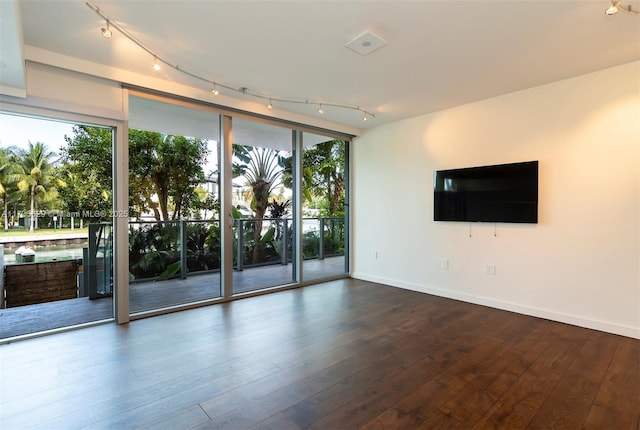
[0,217,346,340]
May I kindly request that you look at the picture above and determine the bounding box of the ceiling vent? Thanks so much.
[345,31,387,56]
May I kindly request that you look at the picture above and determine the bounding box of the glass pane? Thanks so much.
[231,118,294,293]
[0,113,114,339]
[128,97,221,313]
[301,133,348,281]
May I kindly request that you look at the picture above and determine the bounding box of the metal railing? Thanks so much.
[83,217,344,290]
[83,222,113,299]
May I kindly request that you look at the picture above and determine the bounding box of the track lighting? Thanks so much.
[101,20,112,38]
[86,1,377,124]
[605,1,640,14]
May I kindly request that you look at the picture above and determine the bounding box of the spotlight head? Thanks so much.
[101,20,112,38]
[605,2,619,14]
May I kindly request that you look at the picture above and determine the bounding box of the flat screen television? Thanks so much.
[434,161,538,223]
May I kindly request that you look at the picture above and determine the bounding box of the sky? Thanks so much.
[0,112,221,177]
[0,113,76,154]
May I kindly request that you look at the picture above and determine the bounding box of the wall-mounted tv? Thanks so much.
[434,161,538,223]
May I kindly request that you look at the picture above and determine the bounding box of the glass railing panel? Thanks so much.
[184,220,221,276]
[232,217,294,294]
[128,220,222,313]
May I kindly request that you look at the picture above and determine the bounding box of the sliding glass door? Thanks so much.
[301,132,348,281]
[231,118,295,293]
[124,92,349,316]
[0,92,351,338]
[0,113,115,339]
[127,96,222,313]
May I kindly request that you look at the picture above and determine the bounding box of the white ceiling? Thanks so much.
[1,0,639,132]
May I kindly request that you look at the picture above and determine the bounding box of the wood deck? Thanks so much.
[0,257,345,340]
[0,279,637,429]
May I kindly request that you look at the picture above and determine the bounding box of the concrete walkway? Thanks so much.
[0,231,88,243]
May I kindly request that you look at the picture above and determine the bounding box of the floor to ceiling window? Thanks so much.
[126,93,350,314]
[230,118,296,294]
[0,112,115,339]
[127,96,222,313]
[0,91,351,339]
[301,132,349,281]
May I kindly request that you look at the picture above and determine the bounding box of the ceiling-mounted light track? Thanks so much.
[605,0,640,15]
[85,1,376,123]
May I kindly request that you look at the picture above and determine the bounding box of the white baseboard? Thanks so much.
[351,272,640,340]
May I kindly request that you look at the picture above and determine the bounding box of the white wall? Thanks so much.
[352,61,640,339]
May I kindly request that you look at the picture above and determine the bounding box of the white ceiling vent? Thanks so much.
[345,31,387,56]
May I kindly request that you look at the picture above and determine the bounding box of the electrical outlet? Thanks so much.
[441,259,449,269]
[484,264,496,275]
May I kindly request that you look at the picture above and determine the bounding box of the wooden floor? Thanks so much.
[0,257,345,339]
[0,279,637,429]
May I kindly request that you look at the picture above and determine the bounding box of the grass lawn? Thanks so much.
[0,228,89,237]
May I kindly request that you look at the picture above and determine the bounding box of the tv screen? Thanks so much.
[434,161,538,223]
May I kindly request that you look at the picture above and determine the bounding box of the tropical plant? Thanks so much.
[267,199,290,244]
[303,140,346,216]
[267,199,290,219]
[0,148,19,231]
[63,126,208,221]
[128,223,180,279]
[60,125,113,224]
[186,222,221,272]
[233,145,286,263]
[15,142,61,231]
[129,131,208,221]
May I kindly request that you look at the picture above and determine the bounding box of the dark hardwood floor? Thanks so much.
[0,279,638,429]
[0,257,345,339]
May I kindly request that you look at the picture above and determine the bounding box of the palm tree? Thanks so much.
[234,145,285,263]
[0,148,19,232]
[16,142,57,231]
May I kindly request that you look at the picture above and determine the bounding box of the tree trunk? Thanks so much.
[251,180,269,264]
[3,194,8,232]
[29,185,36,232]
[71,216,75,231]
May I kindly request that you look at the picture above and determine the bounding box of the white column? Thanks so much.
[114,90,130,323]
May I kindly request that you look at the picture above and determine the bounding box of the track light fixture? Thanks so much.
[86,1,376,123]
[101,20,112,38]
[605,0,640,14]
